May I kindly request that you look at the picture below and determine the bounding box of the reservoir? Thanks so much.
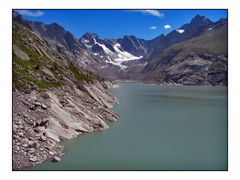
[28,83,227,170]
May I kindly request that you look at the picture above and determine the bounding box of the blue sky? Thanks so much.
[17,9,227,40]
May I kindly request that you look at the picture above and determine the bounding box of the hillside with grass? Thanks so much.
[12,14,118,170]
[13,21,103,92]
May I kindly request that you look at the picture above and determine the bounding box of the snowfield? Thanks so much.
[111,43,142,69]
[82,37,143,69]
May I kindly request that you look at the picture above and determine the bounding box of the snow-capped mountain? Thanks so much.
[79,33,143,69]
[117,35,148,56]
[15,11,227,84]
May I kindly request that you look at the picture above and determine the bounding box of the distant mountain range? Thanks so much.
[13,11,227,86]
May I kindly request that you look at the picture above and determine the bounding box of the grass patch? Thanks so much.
[69,64,93,82]
[32,80,62,90]
[13,55,36,70]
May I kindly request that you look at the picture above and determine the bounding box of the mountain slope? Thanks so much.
[13,12,228,85]
[143,24,228,85]
[12,12,119,170]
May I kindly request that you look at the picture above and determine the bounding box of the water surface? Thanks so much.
[28,83,227,170]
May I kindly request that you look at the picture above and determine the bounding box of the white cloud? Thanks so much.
[135,10,164,17]
[149,26,157,30]
[164,25,171,29]
[16,10,45,17]
[176,29,185,34]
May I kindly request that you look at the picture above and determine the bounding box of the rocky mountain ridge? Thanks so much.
[143,21,228,85]
[14,11,227,85]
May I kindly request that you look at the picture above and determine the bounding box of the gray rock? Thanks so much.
[29,105,36,110]
[13,45,30,60]
[48,151,54,156]
[34,102,41,106]
[18,132,24,138]
[13,124,18,133]
[29,157,38,162]
[45,130,60,142]
[41,104,47,109]
[34,127,45,133]
[22,144,28,148]
[15,146,20,151]
[13,135,19,140]
[28,141,38,148]
[19,125,24,129]
[39,92,51,99]
[45,146,52,151]
[39,135,47,141]
[51,156,61,162]
[28,148,35,154]
[28,137,34,141]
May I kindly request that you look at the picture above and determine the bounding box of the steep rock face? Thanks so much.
[117,35,148,56]
[30,22,79,52]
[12,12,119,169]
[13,81,119,169]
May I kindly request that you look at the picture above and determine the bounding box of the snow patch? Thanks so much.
[176,29,185,34]
[87,39,143,69]
[113,43,141,60]
[105,43,143,69]
[84,39,90,43]
[92,38,115,56]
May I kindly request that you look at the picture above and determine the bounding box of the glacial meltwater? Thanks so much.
[27,83,227,170]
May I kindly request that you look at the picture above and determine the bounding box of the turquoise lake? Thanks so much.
[28,83,227,170]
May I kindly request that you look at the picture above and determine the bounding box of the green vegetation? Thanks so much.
[69,64,93,82]
[13,53,62,91]
[12,21,104,92]
[13,60,62,91]
[33,80,62,90]
[13,55,36,70]
[12,22,63,91]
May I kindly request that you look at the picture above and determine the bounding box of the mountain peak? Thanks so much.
[190,15,212,24]
[81,32,99,40]
[49,22,65,30]
[120,35,137,40]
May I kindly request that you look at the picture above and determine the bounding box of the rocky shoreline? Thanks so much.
[13,81,119,170]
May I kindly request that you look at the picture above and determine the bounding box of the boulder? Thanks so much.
[29,105,36,110]
[39,92,51,99]
[13,45,30,60]
[48,151,54,156]
[34,102,41,106]
[13,124,18,133]
[28,148,35,154]
[51,156,61,162]
[18,132,24,138]
[39,135,47,141]
[29,156,37,162]
[28,141,38,148]
[41,104,47,109]
[22,144,28,148]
